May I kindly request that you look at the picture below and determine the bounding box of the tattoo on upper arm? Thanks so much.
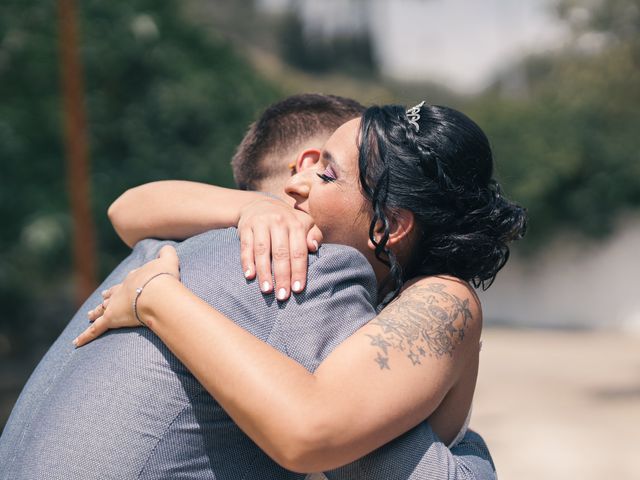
[367,283,473,370]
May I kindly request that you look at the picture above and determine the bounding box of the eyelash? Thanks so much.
[316,166,337,183]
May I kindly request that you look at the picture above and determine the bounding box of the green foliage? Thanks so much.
[2,0,639,356]
[467,0,640,247]
[0,0,279,354]
[557,0,640,41]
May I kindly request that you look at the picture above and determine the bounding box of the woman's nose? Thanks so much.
[284,170,311,198]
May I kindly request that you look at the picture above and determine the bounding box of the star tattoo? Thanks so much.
[365,282,474,369]
[374,352,390,370]
[407,350,421,365]
[367,334,391,355]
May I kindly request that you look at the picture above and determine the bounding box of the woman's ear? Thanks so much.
[366,209,415,250]
[293,149,321,173]
[388,209,415,246]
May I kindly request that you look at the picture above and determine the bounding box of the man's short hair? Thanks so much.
[231,93,365,190]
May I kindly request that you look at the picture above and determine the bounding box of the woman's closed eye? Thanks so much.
[317,165,337,183]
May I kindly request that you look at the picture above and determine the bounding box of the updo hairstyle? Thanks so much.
[357,104,527,304]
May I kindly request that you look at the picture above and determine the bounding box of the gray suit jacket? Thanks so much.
[0,228,495,479]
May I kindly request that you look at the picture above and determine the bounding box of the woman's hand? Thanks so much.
[74,246,180,347]
[238,197,322,301]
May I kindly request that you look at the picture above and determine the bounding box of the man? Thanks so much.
[0,94,496,479]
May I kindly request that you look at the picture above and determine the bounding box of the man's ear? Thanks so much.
[366,209,415,250]
[293,148,321,173]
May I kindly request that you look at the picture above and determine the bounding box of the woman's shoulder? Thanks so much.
[401,275,482,312]
[380,275,483,356]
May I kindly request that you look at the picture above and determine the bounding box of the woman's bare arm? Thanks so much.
[77,248,482,472]
[108,181,322,297]
[144,278,480,472]
[108,181,264,247]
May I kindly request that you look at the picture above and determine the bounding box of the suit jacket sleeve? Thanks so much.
[323,423,497,480]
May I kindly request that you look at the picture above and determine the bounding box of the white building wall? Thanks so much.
[258,0,568,93]
[479,216,640,331]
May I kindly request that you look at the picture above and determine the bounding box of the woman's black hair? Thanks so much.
[357,103,527,305]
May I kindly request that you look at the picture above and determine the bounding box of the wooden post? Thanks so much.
[57,0,97,305]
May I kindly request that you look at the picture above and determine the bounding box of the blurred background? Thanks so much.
[1,0,638,478]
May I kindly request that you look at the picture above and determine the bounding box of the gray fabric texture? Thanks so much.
[0,228,496,479]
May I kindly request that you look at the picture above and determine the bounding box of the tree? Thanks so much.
[466,0,640,247]
[0,0,279,356]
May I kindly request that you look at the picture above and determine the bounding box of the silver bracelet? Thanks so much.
[132,272,175,326]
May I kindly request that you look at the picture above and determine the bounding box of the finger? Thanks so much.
[289,223,309,293]
[307,225,323,253]
[158,244,178,262]
[88,301,106,322]
[158,245,180,278]
[101,287,113,299]
[73,316,110,347]
[239,227,256,280]
[97,282,121,306]
[270,225,291,301]
[253,226,273,294]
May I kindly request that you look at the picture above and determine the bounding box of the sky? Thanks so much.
[258,0,569,93]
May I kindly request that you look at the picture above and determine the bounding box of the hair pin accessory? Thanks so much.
[406,100,426,132]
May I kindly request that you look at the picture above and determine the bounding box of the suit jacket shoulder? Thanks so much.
[269,243,378,372]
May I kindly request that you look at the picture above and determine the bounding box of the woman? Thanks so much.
[75,102,526,472]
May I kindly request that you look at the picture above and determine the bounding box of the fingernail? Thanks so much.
[292,281,301,292]
[87,310,92,317]
[101,289,109,296]
[244,268,252,278]
[72,338,78,347]
[261,281,271,292]
[312,240,319,251]
[277,288,287,300]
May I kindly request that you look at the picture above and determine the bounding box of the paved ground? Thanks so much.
[3,328,639,479]
[472,328,640,480]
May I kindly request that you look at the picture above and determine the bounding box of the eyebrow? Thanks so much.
[321,150,341,173]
